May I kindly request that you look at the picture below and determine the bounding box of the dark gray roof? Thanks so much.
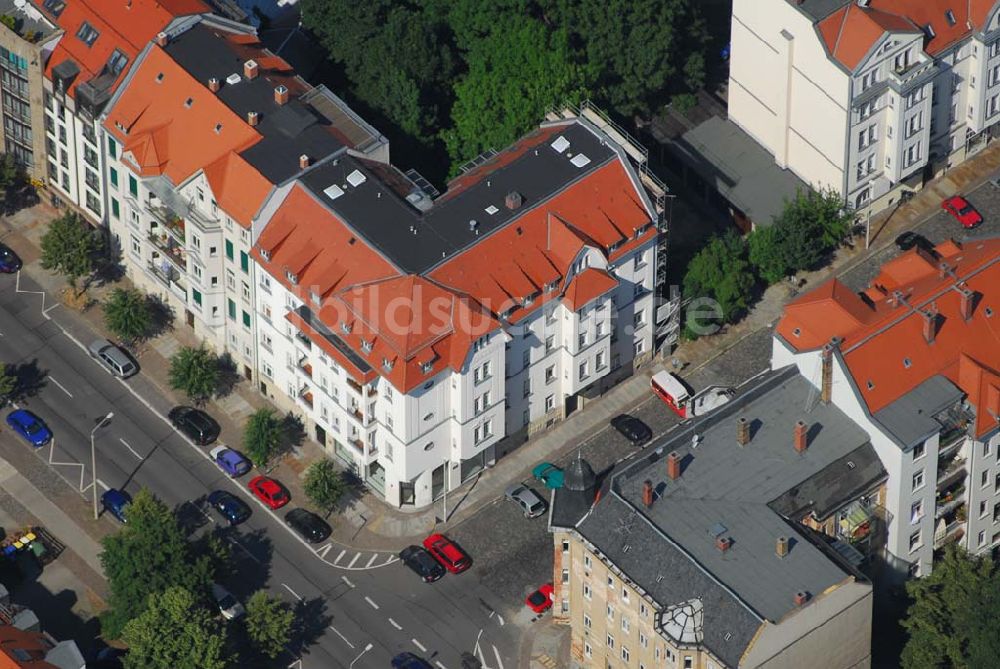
[790,0,852,21]
[295,305,372,374]
[769,443,885,521]
[569,366,872,667]
[564,457,597,492]
[299,121,617,274]
[671,116,809,227]
[873,375,964,449]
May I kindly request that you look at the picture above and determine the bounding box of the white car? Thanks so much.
[211,583,245,620]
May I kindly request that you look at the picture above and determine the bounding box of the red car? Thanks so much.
[526,583,554,614]
[248,476,290,509]
[941,195,983,229]
[422,533,471,574]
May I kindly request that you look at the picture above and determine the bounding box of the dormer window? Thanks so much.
[260,248,271,262]
[361,340,373,353]
[310,290,320,306]
[76,21,99,47]
[285,269,298,285]
[382,358,394,372]
[421,361,434,374]
[546,280,560,292]
[524,292,538,306]
[341,321,352,334]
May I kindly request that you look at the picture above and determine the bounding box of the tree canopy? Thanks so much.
[104,288,154,345]
[0,364,15,402]
[243,408,282,469]
[168,346,220,405]
[682,230,756,323]
[244,591,295,660]
[303,459,348,515]
[40,211,102,291]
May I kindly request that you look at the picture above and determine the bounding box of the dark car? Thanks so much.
[610,414,653,444]
[894,231,936,254]
[399,545,446,583]
[207,490,251,525]
[168,406,220,445]
[391,653,432,669]
[0,243,20,273]
[5,409,52,447]
[101,489,132,523]
[285,508,331,544]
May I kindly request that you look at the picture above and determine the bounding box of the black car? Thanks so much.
[392,653,432,669]
[0,243,21,273]
[168,406,220,445]
[895,231,936,255]
[207,490,251,525]
[610,414,652,444]
[399,545,446,583]
[285,508,331,543]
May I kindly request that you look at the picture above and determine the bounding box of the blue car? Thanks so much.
[392,653,432,669]
[209,446,251,478]
[0,243,20,273]
[5,409,51,447]
[207,490,251,525]
[101,489,132,523]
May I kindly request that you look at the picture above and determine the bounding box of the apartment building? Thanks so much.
[37,0,209,224]
[101,15,386,378]
[0,588,84,669]
[0,0,59,179]
[551,367,875,669]
[252,114,671,507]
[774,236,1000,578]
[730,0,1000,216]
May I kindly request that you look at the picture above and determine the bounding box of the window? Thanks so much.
[979,530,987,547]
[856,154,875,180]
[911,500,923,524]
[633,339,645,356]
[596,350,607,370]
[562,540,569,553]
[523,378,530,398]
[606,634,615,650]
[109,167,118,189]
[861,68,878,91]
[905,88,924,110]
[684,657,693,669]
[906,112,923,138]
[894,48,912,72]
[227,299,236,320]
[240,251,249,273]
[992,38,1000,58]
[545,335,555,353]
[981,500,989,518]
[986,442,993,458]
[584,642,592,659]
[858,124,877,150]
[545,365,555,383]
[225,240,234,260]
[242,281,251,302]
[621,616,630,633]
[545,395,555,412]
[912,469,925,491]
[633,310,645,327]
[905,142,922,167]
[578,332,587,349]
[130,235,141,257]
[474,420,493,443]
[639,632,647,648]
[474,391,491,415]
[912,443,925,460]
[128,175,137,197]
[111,198,120,219]
[191,289,202,308]
[76,21,100,46]
[639,602,647,617]
[107,137,117,158]
[584,554,591,569]
[583,582,591,600]
[473,360,491,383]
[909,530,922,552]
[579,361,589,380]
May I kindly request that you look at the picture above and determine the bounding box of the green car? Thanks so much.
[532,462,564,489]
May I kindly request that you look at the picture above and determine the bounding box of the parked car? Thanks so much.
[209,446,251,478]
[207,490,251,525]
[285,508,331,543]
[5,409,51,447]
[88,339,138,378]
[399,545,445,583]
[894,231,936,254]
[101,489,132,523]
[531,462,564,489]
[422,533,471,574]
[504,483,547,518]
[211,583,245,620]
[941,195,983,229]
[168,406,220,445]
[610,414,652,444]
[248,476,290,509]
[391,653,432,669]
[525,583,554,614]
[0,243,20,273]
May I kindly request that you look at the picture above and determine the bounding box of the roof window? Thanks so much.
[382,358,394,371]
[225,73,241,85]
[285,269,298,284]
[570,153,591,168]
[341,321,351,334]
[361,340,373,353]
[107,49,129,76]
[945,10,956,26]
[903,357,912,368]
[260,248,271,262]
[214,123,223,133]
[324,184,344,201]
[866,380,875,390]
[346,170,366,187]
[184,97,194,108]
[76,21,100,47]
[924,24,936,39]
[485,204,499,215]
[420,361,434,374]
[551,135,570,153]
[156,72,164,83]
[43,0,66,17]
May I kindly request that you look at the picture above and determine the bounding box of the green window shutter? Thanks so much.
[225,240,234,261]
[242,311,251,328]
[109,167,118,188]
[107,137,116,158]
[227,299,236,320]
[240,251,249,273]
[111,198,120,219]
[192,289,202,306]
[128,175,137,197]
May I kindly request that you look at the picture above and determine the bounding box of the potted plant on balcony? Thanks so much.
[956,504,967,523]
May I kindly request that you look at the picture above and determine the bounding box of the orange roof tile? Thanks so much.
[818,3,916,70]
[201,152,270,225]
[563,268,618,311]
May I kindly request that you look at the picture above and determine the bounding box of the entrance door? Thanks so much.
[243,365,252,381]
[399,482,416,506]
[431,464,445,500]
[315,425,326,447]
[185,310,194,328]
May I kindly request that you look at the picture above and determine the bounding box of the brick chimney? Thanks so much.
[642,480,653,508]
[667,451,681,480]
[155,31,168,47]
[793,420,808,454]
[776,536,789,558]
[794,591,810,606]
[820,338,840,403]
[736,416,750,447]
[299,154,310,170]
[959,287,976,321]
[244,59,259,80]
[922,309,937,344]
[505,191,523,210]
[208,77,220,93]
[715,536,732,552]
[247,111,259,127]
[274,84,289,106]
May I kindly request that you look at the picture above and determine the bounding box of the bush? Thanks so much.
[682,230,755,323]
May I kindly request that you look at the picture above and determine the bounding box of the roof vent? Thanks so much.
[155,31,168,47]
[247,110,259,127]
[570,153,591,168]
[274,84,288,106]
[346,170,366,187]
[505,191,522,210]
[794,591,810,607]
[485,204,499,215]
[243,59,259,80]
[208,77,220,92]
[299,154,310,170]
[776,536,789,558]
[551,135,570,153]
[214,122,223,133]
[324,184,344,201]
[225,73,241,86]
[184,97,193,108]
[469,219,478,232]
[715,536,732,552]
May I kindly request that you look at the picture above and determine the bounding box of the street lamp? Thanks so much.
[91,412,114,520]
[349,643,373,668]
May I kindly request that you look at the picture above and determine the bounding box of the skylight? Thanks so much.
[324,184,345,201]
[76,22,100,47]
[346,169,366,187]
[550,135,570,153]
[107,49,129,76]
[485,204,499,215]
[570,153,591,168]
[945,10,956,26]
[43,0,66,17]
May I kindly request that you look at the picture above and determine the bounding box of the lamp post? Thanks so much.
[91,412,114,520]
[349,643,373,668]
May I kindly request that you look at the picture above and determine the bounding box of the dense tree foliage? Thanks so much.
[243,408,283,469]
[682,230,755,323]
[245,591,295,660]
[121,587,233,669]
[168,346,220,405]
[303,459,348,515]
[104,288,154,345]
[40,211,102,292]
[0,364,15,401]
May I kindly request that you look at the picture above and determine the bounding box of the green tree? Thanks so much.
[39,211,103,293]
[747,225,789,285]
[243,408,282,469]
[0,364,15,402]
[100,489,217,638]
[244,591,295,660]
[770,188,851,272]
[303,459,347,515]
[104,288,153,345]
[168,346,219,405]
[121,586,233,669]
[682,230,756,323]
[444,17,590,168]
[0,153,24,210]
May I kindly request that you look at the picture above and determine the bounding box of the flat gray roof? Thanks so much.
[770,442,885,520]
[790,0,852,22]
[873,375,964,449]
[673,116,809,227]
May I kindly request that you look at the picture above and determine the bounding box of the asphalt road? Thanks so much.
[0,272,515,669]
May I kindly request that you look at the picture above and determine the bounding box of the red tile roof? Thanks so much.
[777,238,1000,438]
[563,268,618,311]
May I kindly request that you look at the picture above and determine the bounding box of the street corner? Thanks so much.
[523,618,572,669]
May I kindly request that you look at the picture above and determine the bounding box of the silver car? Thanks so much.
[88,340,138,378]
[211,583,245,620]
[505,483,547,518]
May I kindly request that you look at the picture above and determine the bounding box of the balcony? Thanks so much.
[936,486,966,519]
[347,378,363,395]
[146,260,187,303]
[937,454,966,489]
[294,331,313,351]
[298,357,313,379]
[349,437,364,454]
[349,405,363,422]
[298,387,314,409]
[933,519,965,550]
[148,232,185,271]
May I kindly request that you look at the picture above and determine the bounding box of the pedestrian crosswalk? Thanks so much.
[315,542,398,570]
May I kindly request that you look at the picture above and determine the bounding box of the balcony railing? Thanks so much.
[298,357,313,378]
[347,378,363,395]
[933,520,965,549]
[937,456,966,488]
[299,387,314,409]
[349,438,364,453]
[148,233,185,271]
[146,261,187,303]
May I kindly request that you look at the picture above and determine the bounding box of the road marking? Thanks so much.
[281,583,302,601]
[97,479,109,492]
[328,625,354,649]
[347,552,360,568]
[364,595,379,610]
[473,628,483,657]
[365,553,377,568]
[412,639,427,653]
[388,617,402,630]
[341,575,354,588]
[46,375,73,398]
[492,645,504,669]
[334,549,346,564]
[436,662,449,669]
[118,438,142,460]
[316,543,332,558]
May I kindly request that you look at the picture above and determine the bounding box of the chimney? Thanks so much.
[736,416,750,447]
[505,191,523,210]
[922,309,937,344]
[244,59,259,80]
[715,536,732,552]
[820,339,839,403]
[155,31,168,47]
[793,420,808,454]
[642,480,653,508]
[274,84,288,106]
[667,451,681,480]
[247,111,259,127]
[208,77,220,93]
[299,154,310,170]
[959,287,976,321]
[793,591,810,607]
[776,536,789,558]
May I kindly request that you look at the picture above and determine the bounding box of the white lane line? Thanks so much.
[281,583,302,601]
[492,645,505,669]
[365,553,377,568]
[96,478,109,492]
[328,625,355,649]
[118,438,142,460]
[473,628,483,657]
[341,575,355,588]
[316,543,332,558]
[436,662,449,669]
[496,614,505,626]
[347,552,361,568]
[412,639,427,653]
[47,375,73,398]
[364,595,379,610]
[334,549,346,564]
[388,617,402,630]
